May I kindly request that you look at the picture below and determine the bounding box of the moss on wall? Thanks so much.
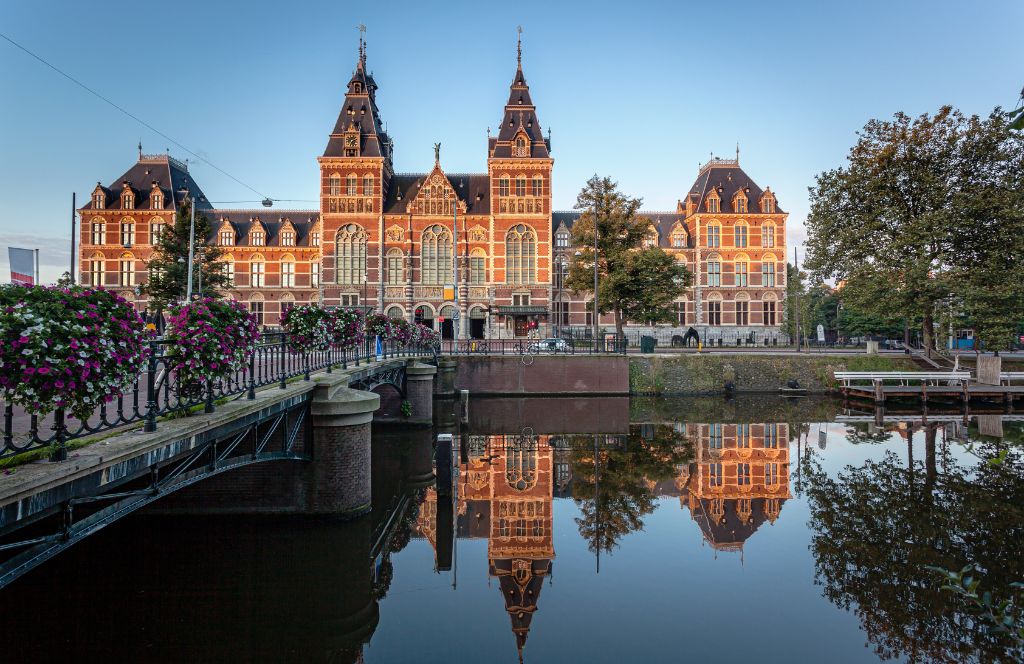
[629,353,918,395]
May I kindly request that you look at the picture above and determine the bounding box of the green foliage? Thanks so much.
[144,202,228,310]
[567,175,690,336]
[928,565,1024,648]
[805,106,1024,352]
[400,400,412,418]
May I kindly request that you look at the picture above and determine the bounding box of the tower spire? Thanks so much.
[358,24,366,69]
[516,25,523,68]
[736,142,740,163]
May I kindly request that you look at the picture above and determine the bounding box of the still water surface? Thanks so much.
[4,396,1022,663]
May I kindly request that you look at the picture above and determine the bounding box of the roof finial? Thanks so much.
[516,25,523,68]
[358,24,366,68]
[434,142,441,165]
[736,141,740,163]
[137,140,142,159]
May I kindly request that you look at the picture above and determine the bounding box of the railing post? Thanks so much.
[279,333,287,389]
[304,352,311,381]
[49,407,68,462]
[144,340,158,431]
[204,380,215,414]
[247,350,256,400]
[326,346,333,374]
[3,401,14,453]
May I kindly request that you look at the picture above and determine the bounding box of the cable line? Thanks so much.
[0,31,271,201]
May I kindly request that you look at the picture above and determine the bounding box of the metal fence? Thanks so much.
[439,338,627,356]
[2,334,436,463]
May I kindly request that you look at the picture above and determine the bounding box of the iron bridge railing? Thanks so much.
[1,333,438,462]
[439,338,627,356]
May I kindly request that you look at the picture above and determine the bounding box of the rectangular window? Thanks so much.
[91,223,105,245]
[311,231,320,247]
[762,262,776,287]
[281,262,294,287]
[555,233,568,248]
[311,262,320,288]
[531,177,543,196]
[738,463,751,486]
[251,232,264,246]
[737,423,750,448]
[362,176,373,195]
[708,301,722,326]
[151,223,164,244]
[346,176,357,195]
[672,233,686,248]
[223,261,234,285]
[90,260,104,286]
[708,261,721,287]
[250,301,264,326]
[675,300,686,325]
[250,262,264,287]
[710,463,723,487]
[340,294,359,307]
[762,225,775,248]
[735,225,747,248]
[219,231,233,246]
[766,463,779,486]
[512,293,530,306]
[736,300,749,326]
[708,225,720,248]
[499,177,510,197]
[121,223,135,246]
[736,262,748,287]
[762,301,777,326]
[329,177,341,196]
[709,423,723,449]
[119,259,134,286]
[515,177,526,197]
[736,198,747,214]
[470,256,485,284]
[281,232,295,247]
[765,423,778,448]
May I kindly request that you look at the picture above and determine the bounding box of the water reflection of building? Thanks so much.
[417,434,554,663]
[679,422,792,553]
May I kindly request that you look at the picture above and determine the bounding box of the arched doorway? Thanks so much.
[415,304,435,329]
[469,306,487,339]
[439,305,456,340]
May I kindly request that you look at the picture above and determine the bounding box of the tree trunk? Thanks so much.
[614,307,624,339]
[923,425,937,503]
[922,308,935,357]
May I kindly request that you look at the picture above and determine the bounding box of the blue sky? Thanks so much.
[1,0,1021,282]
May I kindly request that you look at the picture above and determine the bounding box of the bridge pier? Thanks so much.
[435,357,457,398]
[405,361,438,424]
[309,384,381,519]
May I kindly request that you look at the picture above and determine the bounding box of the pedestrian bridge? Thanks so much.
[0,353,439,589]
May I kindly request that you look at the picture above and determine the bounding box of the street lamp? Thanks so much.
[591,199,599,343]
[835,301,843,346]
[443,187,460,344]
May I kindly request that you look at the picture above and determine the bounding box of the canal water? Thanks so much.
[3,396,1022,663]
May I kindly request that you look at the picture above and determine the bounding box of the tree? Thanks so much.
[567,175,690,337]
[806,106,1024,354]
[144,202,228,313]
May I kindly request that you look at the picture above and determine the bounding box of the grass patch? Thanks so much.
[0,424,143,470]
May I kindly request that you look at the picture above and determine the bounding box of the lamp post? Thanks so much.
[177,186,197,301]
[592,201,599,343]
[835,301,843,346]
[444,188,460,344]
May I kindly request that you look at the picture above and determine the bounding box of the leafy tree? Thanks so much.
[144,202,228,313]
[568,175,690,337]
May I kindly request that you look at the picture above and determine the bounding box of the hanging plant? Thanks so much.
[164,298,259,399]
[0,285,150,420]
[329,307,365,350]
[281,304,331,353]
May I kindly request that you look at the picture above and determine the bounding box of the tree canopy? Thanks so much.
[567,175,690,336]
[805,107,1024,352]
[144,201,228,311]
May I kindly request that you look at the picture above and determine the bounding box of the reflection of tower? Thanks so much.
[680,422,792,554]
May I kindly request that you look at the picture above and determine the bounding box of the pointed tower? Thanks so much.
[488,27,554,333]
[318,27,392,308]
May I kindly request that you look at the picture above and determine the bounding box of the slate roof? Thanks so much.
[82,154,212,212]
[490,58,551,159]
[685,161,784,214]
[690,497,787,551]
[551,211,692,249]
[384,172,490,216]
[205,210,320,247]
[322,49,392,160]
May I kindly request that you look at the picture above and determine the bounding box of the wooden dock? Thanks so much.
[834,371,1022,407]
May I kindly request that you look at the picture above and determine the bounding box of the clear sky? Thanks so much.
[1,0,1021,283]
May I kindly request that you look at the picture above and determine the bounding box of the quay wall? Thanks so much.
[453,355,630,395]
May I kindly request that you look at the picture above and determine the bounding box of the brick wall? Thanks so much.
[454,356,629,395]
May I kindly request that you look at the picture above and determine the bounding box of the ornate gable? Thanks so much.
[409,159,467,217]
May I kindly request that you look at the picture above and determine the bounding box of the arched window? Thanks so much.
[385,305,404,319]
[735,222,748,248]
[735,195,747,214]
[734,253,750,287]
[499,175,510,197]
[328,173,341,196]
[91,220,106,245]
[706,192,720,213]
[222,255,235,285]
[250,255,265,288]
[89,252,105,286]
[515,176,527,197]
[421,225,451,284]
[362,175,373,195]
[150,219,165,244]
[335,224,367,285]
[346,175,357,196]
[506,438,537,491]
[532,175,543,196]
[119,253,135,287]
[707,254,722,287]
[280,254,295,288]
[762,259,776,287]
[707,223,721,248]
[386,248,404,284]
[120,219,135,247]
[506,224,536,284]
[762,222,776,248]
[469,248,486,284]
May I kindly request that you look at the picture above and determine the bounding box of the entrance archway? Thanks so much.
[439,305,456,340]
[469,306,486,339]
[415,305,434,329]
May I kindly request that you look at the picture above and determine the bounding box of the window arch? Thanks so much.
[506,438,538,491]
[120,219,136,247]
[91,219,106,245]
[421,225,451,284]
[385,305,405,319]
[706,222,721,248]
[89,252,105,287]
[119,252,135,287]
[762,221,776,248]
[469,248,486,284]
[386,248,405,285]
[280,253,296,288]
[734,221,748,248]
[506,224,536,284]
[328,173,341,196]
[250,254,266,288]
[335,224,367,285]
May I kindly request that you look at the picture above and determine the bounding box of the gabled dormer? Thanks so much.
[216,219,236,246]
[308,219,322,247]
[91,183,107,210]
[279,218,297,246]
[409,150,467,217]
[149,182,164,210]
[759,187,777,213]
[705,188,721,214]
[120,182,135,210]
[732,188,749,214]
[248,217,266,246]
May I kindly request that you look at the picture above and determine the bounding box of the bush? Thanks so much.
[0,285,150,419]
[281,304,331,353]
[164,298,259,397]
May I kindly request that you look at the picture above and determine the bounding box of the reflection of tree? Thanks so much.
[844,424,893,445]
[806,433,1024,662]
[373,489,426,601]
[571,425,691,555]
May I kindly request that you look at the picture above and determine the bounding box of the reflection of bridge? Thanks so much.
[0,356,437,589]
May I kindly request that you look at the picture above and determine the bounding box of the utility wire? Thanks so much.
[0,31,271,200]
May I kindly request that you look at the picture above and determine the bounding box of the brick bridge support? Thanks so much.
[309,383,380,519]
[405,361,437,424]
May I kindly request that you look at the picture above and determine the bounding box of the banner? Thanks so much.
[375,334,383,360]
[8,247,35,286]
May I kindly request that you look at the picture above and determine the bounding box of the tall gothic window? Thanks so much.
[499,176,510,197]
[762,261,776,287]
[281,260,295,287]
[310,262,320,287]
[93,191,105,209]
[335,224,367,285]
[735,260,748,287]
[515,176,527,197]
[118,253,134,287]
[737,300,749,325]
[707,258,721,287]
[346,175,357,196]
[506,438,538,491]
[421,225,451,284]
[89,253,104,286]
[386,248,404,284]
[250,259,265,287]
[506,224,536,284]
[532,176,543,196]
[735,223,748,248]
[470,249,486,284]
[329,174,341,196]
[362,175,373,195]
[151,220,164,244]
[735,196,747,213]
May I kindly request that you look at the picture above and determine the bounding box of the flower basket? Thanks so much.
[329,307,365,350]
[0,285,150,420]
[281,305,331,353]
